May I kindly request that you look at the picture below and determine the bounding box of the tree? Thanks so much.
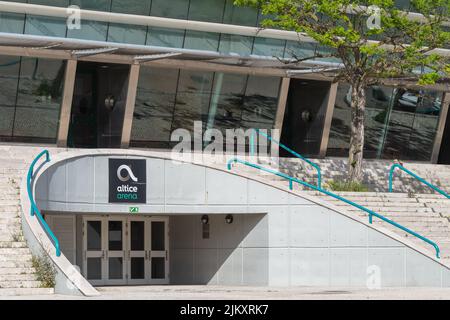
[234,0,450,183]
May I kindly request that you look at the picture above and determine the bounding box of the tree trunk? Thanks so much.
[348,83,366,183]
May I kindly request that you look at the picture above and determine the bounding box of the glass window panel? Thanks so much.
[327,84,444,161]
[131,257,145,279]
[151,222,165,251]
[146,27,185,48]
[207,73,247,132]
[30,0,69,6]
[136,67,178,117]
[188,0,225,23]
[252,38,286,58]
[108,24,147,45]
[219,34,253,56]
[66,0,111,41]
[0,12,25,34]
[108,221,123,251]
[26,1,69,35]
[131,67,178,143]
[0,106,14,137]
[314,45,341,63]
[184,31,220,52]
[131,221,145,251]
[87,257,102,280]
[381,89,418,159]
[382,89,442,161]
[14,58,65,140]
[284,41,317,60]
[111,0,152,15]
[108,257,123,280]
[410,92,442,160]
[70,0,110,10]
[151,257,165,279]
[87,221,102,251]
[172,70,214,132]
[222,0,258,26]
[364,86,395,158]
[131,116,173,143]
[24,15,67,37]
[67,21,109,41]
[240,75,281,129]
[150,0,189,19]
[0,56,20,107]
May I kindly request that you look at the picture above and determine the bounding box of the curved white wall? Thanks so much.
[32,150,450,288]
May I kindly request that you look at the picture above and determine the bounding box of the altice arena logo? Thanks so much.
[117,165,138,183]
[109,159,146,203]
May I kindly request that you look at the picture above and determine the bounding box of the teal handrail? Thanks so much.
[389,164,450,199]
[26,150,61,257]
[250,128,322,188]
[228,158,441,259]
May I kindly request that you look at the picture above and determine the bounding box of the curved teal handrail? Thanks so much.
[228,158,441,259]
[389,164,450,199]
[250,128,322,188]
[27,150,61,257]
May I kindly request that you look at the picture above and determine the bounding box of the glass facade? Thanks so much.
[0,0,325,60]
[130,66,281,148]
[0,54,66,143]
[327,84,444,161]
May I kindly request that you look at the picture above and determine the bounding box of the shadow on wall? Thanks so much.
[169,214,268,285]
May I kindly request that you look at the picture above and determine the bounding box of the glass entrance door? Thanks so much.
[83,217,106,286]
[106,219,127,285]
[83,216,169,286]
[149,218,169,284]
[128,218,147,285]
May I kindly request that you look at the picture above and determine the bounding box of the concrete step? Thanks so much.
[0,274,37,282]
[0,261,32,268]
[0,254,32,262]
[0,288,53,296]
[0,280,42,289]
[0,207,20,214]
[0,267,36,275]
[0,248,30,255]
[0,242,27,248]
[0,235,25,242]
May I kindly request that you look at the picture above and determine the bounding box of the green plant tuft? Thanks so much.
[326,180,369,192]
[31,254,56,288]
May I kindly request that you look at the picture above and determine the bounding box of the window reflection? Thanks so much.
[327,84,443,161]
[131,66,281,148]
[0,56,65,143]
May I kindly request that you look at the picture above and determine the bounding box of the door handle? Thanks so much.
[145,251,148,260]
[165,250,168,261]
[101,250,105,259]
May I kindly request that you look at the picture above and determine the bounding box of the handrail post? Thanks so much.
[250,129,255,157]
[289,179,293,190]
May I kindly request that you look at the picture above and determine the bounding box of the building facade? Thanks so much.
[0,1,449,292]
[0,0,448,163]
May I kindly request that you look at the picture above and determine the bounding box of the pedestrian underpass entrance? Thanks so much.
[83,215,169,286]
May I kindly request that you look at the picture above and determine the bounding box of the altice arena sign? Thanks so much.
[109,159,146,203]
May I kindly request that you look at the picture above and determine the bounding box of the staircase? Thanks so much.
[0,156,54,296]
[305,192,450,262]
[229,159,450,264]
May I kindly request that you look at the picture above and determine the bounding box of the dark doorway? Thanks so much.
[280,79,331,157]
[68,62,130,148]
[438,103,450,164]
